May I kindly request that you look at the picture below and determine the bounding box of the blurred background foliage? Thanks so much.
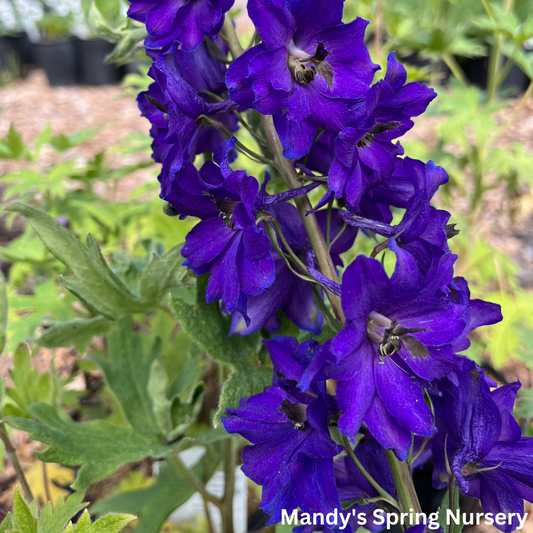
[1,0,533,530]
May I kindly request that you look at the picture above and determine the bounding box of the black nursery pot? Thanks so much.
[77,39,121,86]
[3,33,34,65]
[33,37,78,86]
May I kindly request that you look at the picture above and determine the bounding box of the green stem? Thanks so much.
[343,436,398,508]
[262,115,345,324]
[221,438,235,533]
[0,423,34,502]
[171,454,224,509]
[442,53,467,87]
[487,0,515,102]
[448,475,456,533]
[222,14,345,325]
[223,16,245,59]
[385,449,422,514]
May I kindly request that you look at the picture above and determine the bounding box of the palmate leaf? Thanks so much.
[170,276,273,421]
[38,492,88,533]
[69,510,135,533]
[90,319,162,436]
[35,316,113,353]
[91,455,219,533]
[6,320,207,490]
[5,202,150,319]
[170,277,263,370]
[1,489,134,533]
[4,343,78,419]
[139,244,189,304]
[5,402,179,491]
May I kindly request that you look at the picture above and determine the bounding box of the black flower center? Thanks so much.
[209,196,241,230]
[279,399,307,431]
[357,122,401,148]
[367,311,428,359]
[288,42,333,88]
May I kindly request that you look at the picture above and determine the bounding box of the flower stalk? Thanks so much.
[0,422,34,502]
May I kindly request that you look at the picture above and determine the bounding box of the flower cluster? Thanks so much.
[132,0,533,531]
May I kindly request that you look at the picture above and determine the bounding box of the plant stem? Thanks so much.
[221,438,235,533]
[261,114,345,324]
[385,450,422,514]
[374,0,383,59]
[448,475,456,533]
[171,454,224,509]
[486,0,515,102]
[42,461,52,506]
[342,436,398,508]
[223,16,245,59]
[442,53,467,87]
[222,14,345,325]
[0,423,34,502]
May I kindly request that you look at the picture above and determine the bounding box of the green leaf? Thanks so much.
[38,492,88,533]
[515,389,533,419]
[5,203,150,319]
[216,366,272,424]
[105,27,148,65]
[169,277,262,370]
[88,3,126,42]
[0,270,7,355]
[437,487,464,533]
[91,319,161,436]
[0,512,15,533]
[80,512,136,533]
[74,511,92,533]
[13,488,38,533]
[140,244,189,303]
[148,359,205,441]
[5,402,179,490]
[35,316,113,353]
[5,344,54,418]
[1,124,26,160]
[91,457,217,533]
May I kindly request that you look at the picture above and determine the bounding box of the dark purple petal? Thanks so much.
[248,0,295,48]
[375,356,434,437]
[341,256,393,321]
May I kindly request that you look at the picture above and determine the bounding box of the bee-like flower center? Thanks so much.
[209,196,241,230]
[279,399,308,431]
[287,41,332,87]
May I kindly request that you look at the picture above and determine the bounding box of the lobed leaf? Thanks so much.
[5,402,179,490]
[5,202,151,319]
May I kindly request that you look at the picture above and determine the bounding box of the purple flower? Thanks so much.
[300,251,501,458]
[222,336,342,524]
[340,188,454,279]
[332,437,396,532]
[432,360,533,532]
[128,0,234,51]
[308,53,436,213]
[181,139,275,319]
[226,0,379,158]
[228,202,357,336]
[180,140,321,321]
[138,41,238,202]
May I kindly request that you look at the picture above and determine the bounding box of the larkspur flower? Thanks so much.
[432,359,533,532]
[226,0,378,159]
[306,53,436,214]
[181,139,320,321]
[228,202,356,335]
[138,40,238,206]
[128,0,234,51]
[222,336,342,524]
[300,251,500,458]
